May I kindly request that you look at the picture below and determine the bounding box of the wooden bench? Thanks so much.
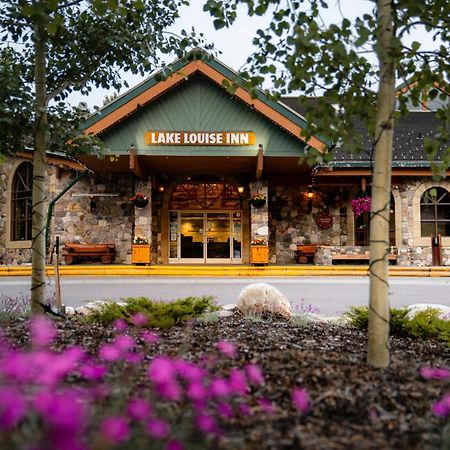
[295,244,319,264]
[62,243,115,265]
[331,253,397,264]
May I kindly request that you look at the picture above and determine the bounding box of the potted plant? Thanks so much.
[130,192,149,208]
[131,235,151,265]
[249,193,266,208]
[250,236,269,264]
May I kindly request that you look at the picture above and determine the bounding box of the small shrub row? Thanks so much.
[346,306,450,344]
[85,296,219,329]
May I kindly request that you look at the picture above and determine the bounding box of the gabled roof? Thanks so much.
[83,54,329,152]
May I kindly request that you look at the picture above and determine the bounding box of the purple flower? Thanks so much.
[166,440,184,450]
[131,312,148,327]
[195,413,218,435]
[216,341,237,358]
[141,330,159,345]
[99,344,121,362]
[209,378,230,398]
[125,352,143,364]
[147,418,170,439]
[148,356,176,383]
[155,380,182,401]
[187,381,207,401]
[127,398,152,420]
[113,318,128,332]
[30,316,57,347]
[217,402,234,419]
[114,335,135,352]
[0,387,26,430]
[292,387,310,414]
[228,369,247,395]
[100,416,130,445]
[175,360,205,382]
[245,364,264,385]
[420,367,450,380]
[80,363,107,381]
[237,403,252,417]
[258,398,276,415]
[432,393,450,418]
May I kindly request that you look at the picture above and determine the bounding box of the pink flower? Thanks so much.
[113,318,128,332]
[419,367,450,380]
[127,398,152,420]
[245,364,264,385]
[228,369,247,395]
[166,440,184,450]
[99,344,121,362]
[258,398,276,415]
[141,330,159,345]
[131,312,148,327]
[30,316,57,347]
[217,402,233,419]
[292,387,310,414]
[100,416,130,445]
[195,413,218,435]
[0,387,26,430]
[125,352,143,364]
[175,360,205,382]
[80,363,107,381]
[209,378,230,398]
[432,393,450,418]
[114,335,135,352]
[148,356,176,383]
[147,418,170,439]
[237,403,252,417]
[155,380,182,401]
[216,341,237,358]
[187,381,207,401]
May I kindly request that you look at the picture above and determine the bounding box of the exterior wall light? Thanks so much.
[237,186,245,194]
[158,185,165,193]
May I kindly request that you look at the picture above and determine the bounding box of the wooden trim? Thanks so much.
[84,60,328,152]
[129,148,146,179]
[255,146,264,180]
[317,168,450,176]
[16,151,85,171]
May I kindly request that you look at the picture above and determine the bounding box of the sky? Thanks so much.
[68,0,440,109]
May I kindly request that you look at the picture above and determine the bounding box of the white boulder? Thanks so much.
[237,283,292,319]
[405,303,450,320]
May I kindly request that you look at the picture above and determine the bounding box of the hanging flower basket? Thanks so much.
[352,196,371,217]
[130,193,149,209]
[250,194,266,208]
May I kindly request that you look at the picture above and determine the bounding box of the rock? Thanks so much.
[221,304,237,311]
[237,283,292,319]
[64,306,75,316]
[218,310,234,318]
[405,303,450,320]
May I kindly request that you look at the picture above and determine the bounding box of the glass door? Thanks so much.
[169,211,242,263]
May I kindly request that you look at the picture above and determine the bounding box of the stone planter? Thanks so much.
[131,244,151,264]
[250,245,269,265]
[250,198,266,208]
[133,198,149,208]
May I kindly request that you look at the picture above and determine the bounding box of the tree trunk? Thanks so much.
[367,0,396,368]
[31,23,48,315]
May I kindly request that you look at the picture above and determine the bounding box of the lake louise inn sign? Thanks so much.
[2,53,449,267]
[144,131,256,146]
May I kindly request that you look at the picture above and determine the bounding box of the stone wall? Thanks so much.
[269,186,346,264]
[52,171,135,263]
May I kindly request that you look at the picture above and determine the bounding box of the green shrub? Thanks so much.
[346,306,450,344]
[84,295,218,329]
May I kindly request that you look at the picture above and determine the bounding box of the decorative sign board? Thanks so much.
[144,131,256,146]
[315,209,333,230]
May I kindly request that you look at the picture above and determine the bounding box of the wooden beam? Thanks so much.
[316,167,450,177]
[255,145,264,180]
[129,148,146,179]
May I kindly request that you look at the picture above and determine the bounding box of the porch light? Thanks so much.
[237,186,245,194]
[158,185,165,193]
[306,187,314,199]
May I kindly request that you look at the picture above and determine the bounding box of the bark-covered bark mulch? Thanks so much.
[2,314,450,450]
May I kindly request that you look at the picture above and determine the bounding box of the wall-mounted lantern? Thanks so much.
[306,186,314,210]
[237,185,245,195]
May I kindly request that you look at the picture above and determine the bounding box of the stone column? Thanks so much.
[133,180,152,246]
[250,180,269,245]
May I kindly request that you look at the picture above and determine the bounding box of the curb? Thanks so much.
[0,265,449,277]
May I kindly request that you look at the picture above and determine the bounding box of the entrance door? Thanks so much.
[169,211,242,263]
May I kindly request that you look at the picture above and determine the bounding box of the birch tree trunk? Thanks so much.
[367,0,396,367]
[31,23,48,314]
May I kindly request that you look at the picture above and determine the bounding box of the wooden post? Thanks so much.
[431,234,442,266]
[54,236,62,311]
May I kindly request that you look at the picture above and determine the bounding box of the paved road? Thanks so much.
[1,276,449,316]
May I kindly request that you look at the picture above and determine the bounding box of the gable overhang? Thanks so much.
[83,59,329,153]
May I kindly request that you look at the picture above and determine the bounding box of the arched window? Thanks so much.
[10,162,33,241]
[420,187,450,237]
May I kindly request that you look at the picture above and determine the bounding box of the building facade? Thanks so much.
[1,56,449,266]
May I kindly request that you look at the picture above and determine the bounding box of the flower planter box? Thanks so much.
[250,245,269,265]
[131,245,151,265]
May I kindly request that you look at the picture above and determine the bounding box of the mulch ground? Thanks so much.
[3,314,450,450]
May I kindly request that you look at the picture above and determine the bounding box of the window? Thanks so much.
[420,187,450,237]
[10,162,33,241]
